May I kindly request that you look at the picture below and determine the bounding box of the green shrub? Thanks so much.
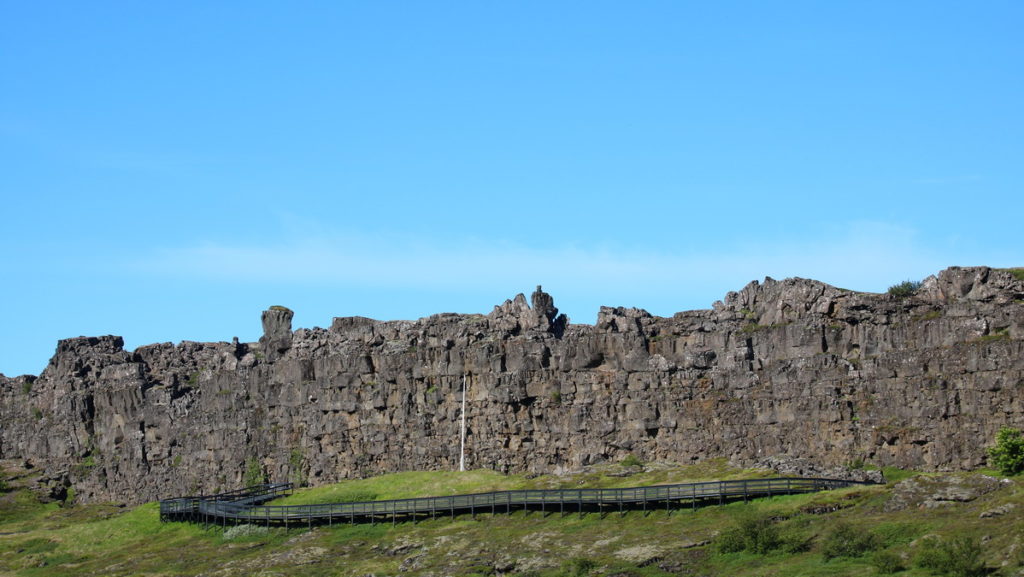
[915,536,985,577]
[915,537,946,572]
[888,280,922,298]
[871,550,905,574]
[944,538,985,577]
[715,525,748,554]
[779,529,813,554]
[820,521,882,560]
[73,454,97,477]
[243,457,266,487]
[289,448,307,487]
[845,457,866,470]
[715,513,782,555]
[987,426,1024,475]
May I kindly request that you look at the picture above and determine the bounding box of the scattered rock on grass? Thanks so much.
[885,474,1004,512]
[980,503,1016,518]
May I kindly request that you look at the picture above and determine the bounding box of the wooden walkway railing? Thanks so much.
[160,476,871,528]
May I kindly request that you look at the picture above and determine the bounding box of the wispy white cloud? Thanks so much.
[132,221,965,320]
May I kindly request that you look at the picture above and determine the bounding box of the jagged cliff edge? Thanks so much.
[1,266,1022,504]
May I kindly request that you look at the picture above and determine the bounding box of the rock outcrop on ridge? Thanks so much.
[1,267,1022,504]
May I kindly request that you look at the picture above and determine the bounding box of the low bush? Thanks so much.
[243,457,266,487]
[915,536,985,577]
[888,280,922,298]
[987,426,1024,476]
[820,521,882,560]
[871,550,905,574]
[715,513,783,554]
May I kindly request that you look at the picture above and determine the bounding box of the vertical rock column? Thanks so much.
[259,306,294,362]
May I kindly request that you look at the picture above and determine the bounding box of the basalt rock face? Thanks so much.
[1,268,1023,504]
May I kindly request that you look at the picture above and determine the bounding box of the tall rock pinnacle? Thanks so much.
[259,306,294,361]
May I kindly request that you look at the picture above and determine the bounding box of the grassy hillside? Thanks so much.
[0,460,1022,576]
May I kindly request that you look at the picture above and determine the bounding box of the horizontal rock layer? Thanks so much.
[1,268,1023,504]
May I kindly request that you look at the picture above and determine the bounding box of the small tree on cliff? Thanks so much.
[888,280,922,298]
[243,457,267,487]
[987,426,1024,476]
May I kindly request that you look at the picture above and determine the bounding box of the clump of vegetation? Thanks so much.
[913,310,942,322]
[222,523,268,541]
[987,426,1024,476]
[975,328,1010,343]
[619,454,643,468]
[914,535,986,577]
[820,521,881,561]
[72,454,97,477]
[715,513,783,554]
[870,549,905,574]
[888,280,922,298]
[289,448,307,487]
[740,322,769,334]
[243,457,266,487]
[31,407,43,420]
[550,390,562,403]
[1003,268,1024,282]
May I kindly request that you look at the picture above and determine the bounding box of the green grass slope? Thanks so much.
[1,460,1022,577]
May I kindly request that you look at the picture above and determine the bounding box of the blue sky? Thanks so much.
[2,2,1022,377]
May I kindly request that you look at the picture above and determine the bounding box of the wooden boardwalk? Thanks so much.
[159,476,870,528]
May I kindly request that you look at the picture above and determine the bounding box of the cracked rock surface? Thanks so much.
[1,267,1023,504]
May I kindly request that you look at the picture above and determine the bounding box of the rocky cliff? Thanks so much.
[1,267,1022,504]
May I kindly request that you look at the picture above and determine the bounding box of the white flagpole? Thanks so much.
[459,375,467,472]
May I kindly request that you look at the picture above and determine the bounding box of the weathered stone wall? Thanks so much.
[1,267,1022,504]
